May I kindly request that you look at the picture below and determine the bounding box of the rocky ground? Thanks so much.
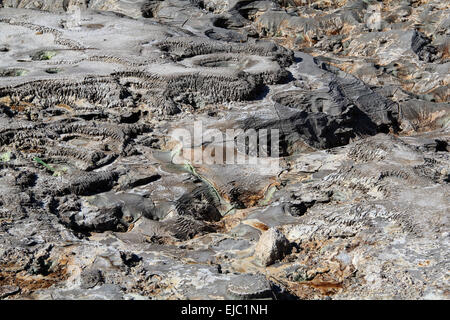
[0,0,448,300]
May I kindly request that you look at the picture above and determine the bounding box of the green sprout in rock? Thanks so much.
[0,152,11,162]
[32,50,57,61]
[33,157,67,177]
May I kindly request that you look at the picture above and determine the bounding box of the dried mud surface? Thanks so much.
[0,0,448,300]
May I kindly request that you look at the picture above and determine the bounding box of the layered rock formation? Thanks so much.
[0,0,448,300]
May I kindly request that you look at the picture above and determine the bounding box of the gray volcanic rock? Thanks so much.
[0,0,448,301]
[250,1,450,103]
[254,227,290,266]
[234,51,399,152]
[226,273,273,299]
[2,0,148,18]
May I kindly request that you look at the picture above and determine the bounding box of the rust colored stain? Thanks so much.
[442,43,450,60]
[269,275,345,299]
[56,103,73,112]
[418,260,431,267]
[10,105,26,112]
[21,148,45,154]
[0,256,71,297]
[301,280,344,295]
[7,101,35,113]
[217,207,260,233]
[249,221,269,231]
[239,191,265,207]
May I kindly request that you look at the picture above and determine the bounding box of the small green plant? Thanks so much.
[170,144,233,215]
[33,157,67,176]
[182,160,233,215]
[293,272,315,282]
[0,69,28,77]
[32,50,57,61]
[259,185,278,206]
[13,69,28,76]
[0,151,11,162]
